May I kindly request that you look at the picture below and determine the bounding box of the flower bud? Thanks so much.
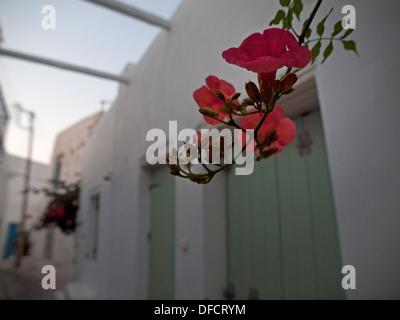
[245,81,261,102]
[199,108,219,118]
[168,164,180,176]
[189,175,209,184]
[282,73,298,87]
[260,89,268,103]
[282,88,295,95]
[273,80,282,93]
[219,105,229,114]
[231,100,243,111]
[214,90,226,101]
[231,92,241,101]
[242,98,254,107]
[281,73,298,94]
[268,130,279,145]
[260,88,273,104]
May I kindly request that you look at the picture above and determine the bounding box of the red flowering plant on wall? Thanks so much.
[167,0,357,183]
[31,181,80,234]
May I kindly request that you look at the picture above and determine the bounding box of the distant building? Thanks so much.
[0,83,10,250]
[67,0,400,300]
[29,112,103,276]
[0,84,8,156]
[0,155,48,263]
[0,83,49,268]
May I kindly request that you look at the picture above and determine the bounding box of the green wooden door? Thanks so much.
[226,110,344,300]
[148,166,175,299]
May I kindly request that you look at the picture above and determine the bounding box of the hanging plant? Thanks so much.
[32,181,80,234]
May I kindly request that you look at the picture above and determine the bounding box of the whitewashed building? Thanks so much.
[0,154,48,263]
[0,84,49,265]
[69,0,400,300]
[29,112,103,276]
[0,84,10,249]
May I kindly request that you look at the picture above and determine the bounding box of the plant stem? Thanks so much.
[253,113,268,153]
[288,3,300,37]
[305,37,341,44]
[286,0,323,75]
[201,163,213,174]
[234,110,262,116]
[298,0,323,45]
[226,102,245,132]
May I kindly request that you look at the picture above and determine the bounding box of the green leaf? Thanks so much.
[311,41,321,64]
[301,18,310,34]
[331,20,343,37]
[293,0,303,20]
[316,8,333,37]
[280,0,290,7]
[305,28,312,39]
[340,28,354,39]
[282,16,290,30]
[269,10,286,26]
[322,41,333,63]
[316,21,324,37]
[342,40,359,55]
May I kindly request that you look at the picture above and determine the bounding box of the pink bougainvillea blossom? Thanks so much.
[222,28,312,74]
[193,75,239,125]
[239,106,296,154]
[48,207,66,219]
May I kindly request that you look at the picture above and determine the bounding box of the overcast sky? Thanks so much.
[0,0,182,164]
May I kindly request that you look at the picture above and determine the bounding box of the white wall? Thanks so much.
[317,0,400,299]
[0,154,47,261]
[0,155,9,233]
[77,0,400,300]
[78,0,289,300]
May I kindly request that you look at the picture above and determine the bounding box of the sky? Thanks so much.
[0,0,183,164]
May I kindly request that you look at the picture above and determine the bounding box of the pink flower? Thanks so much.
[239,106,296,154]
[193,75,238,125]
[222,28,312,74]
[48,207,65,219]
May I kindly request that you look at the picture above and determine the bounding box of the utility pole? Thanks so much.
[14,104,35,269]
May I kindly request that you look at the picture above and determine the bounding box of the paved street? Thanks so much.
[0,259,72,300]
[0,268,55,300]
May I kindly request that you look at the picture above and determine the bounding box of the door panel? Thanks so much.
[304,112,344,299]
[276,123,317,299]
[226,110,344,300]
[148,166,175,300]
[3,223,18,259]
[251,161,282,300]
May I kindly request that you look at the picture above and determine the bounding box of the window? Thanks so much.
[86,193,100,260]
